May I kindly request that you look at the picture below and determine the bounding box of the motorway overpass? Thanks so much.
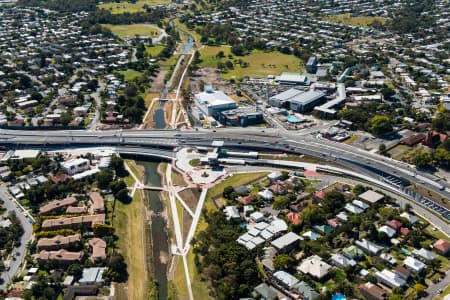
[0,128,449,222]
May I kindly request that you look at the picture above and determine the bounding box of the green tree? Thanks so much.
[116,189,130,203]
[273,254,294,270]
[411,149,433,169]
[97,170,113,189]
[110,155,129,177]
[367,115,393,135]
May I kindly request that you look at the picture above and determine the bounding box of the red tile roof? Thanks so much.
[433,239,450,255]
[287,212,301,225]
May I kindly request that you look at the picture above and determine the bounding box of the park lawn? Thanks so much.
[198,45,232,67]
[207,172,270,203]
[187,249,213,300]
[161,54,180,70]
[98,0,172,14]
[118,69,143,82]
[146,45,165,57]
[114,190,148,300]
[198,47,304,80]
[323,13,389,27]
[172,257,189,299]
[102,23,161,38]
[125,160,143,181]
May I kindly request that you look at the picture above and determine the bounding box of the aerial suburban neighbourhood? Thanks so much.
[0,0,449,300]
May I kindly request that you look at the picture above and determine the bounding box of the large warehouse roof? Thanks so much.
[290,90,326,105]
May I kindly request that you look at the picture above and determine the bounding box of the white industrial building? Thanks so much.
[194,86,238,117]
[61,158,90,175]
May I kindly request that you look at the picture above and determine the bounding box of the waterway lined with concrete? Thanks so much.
[140,161,169,300]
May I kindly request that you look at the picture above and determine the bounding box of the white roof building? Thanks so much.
[273,270,299,289]
[412,248,437,261]
[375,270,406,288]
[359,190,384,204]
[250,211,264,223]
[352,200,369,210]
[356,239,383,255]
[331,253,357,268]
[400,212,419,224]
[258,189,274,201]
[302,231,321,241]
[61,158,90,175]
[297,255,331,280]
[378,225,397,238]
[403,257,426,273]
[194,87,237,116]
[344,203,363,214]
[224,206,240,220]
[271,231,302,251]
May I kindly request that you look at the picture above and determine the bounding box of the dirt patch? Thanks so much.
[190,67,230,93]
[179,188,201,212]
[172,170,186,186]
[182,210,193,245]
[149,69,168,94]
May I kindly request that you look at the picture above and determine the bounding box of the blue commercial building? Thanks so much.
[306,56,318,73]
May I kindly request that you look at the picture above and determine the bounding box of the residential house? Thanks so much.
[271,232,302,252]
[39,196,78,215]
[258,189,274,201]
[224,206,240,220]
[34,249,83,264]
[253,283,277,300]
[294,281,320,300]
[374,269,406,288]
[297,255,331,281]
[273,270,299,289]
[356,239,383,255]
[79,267,107,285]
[412,248,437,262]
[403,257,426,273]
[41,214,105,230]
[359,190,384,204]
[89,192,105,213]
[433,239,450,256]
[359,282,389,300]
[37,234,81,251]
[331,253,357,268]
[88,238,106,262]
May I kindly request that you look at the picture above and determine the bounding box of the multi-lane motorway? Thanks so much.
[1,127,449,222]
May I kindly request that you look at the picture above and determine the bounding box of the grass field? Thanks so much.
[343,134,360,144]
[198,46,304,80]
[172,257,189,300]
[323,13,389,27]
[98,0,172,14]
[125,160,143,181]
[118,69,143,82]
[102,23,161,38]
[114,190,148,300]
[146,45,165,57]
[206,172,269,210]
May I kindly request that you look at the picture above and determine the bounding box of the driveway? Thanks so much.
[0,185,33,290]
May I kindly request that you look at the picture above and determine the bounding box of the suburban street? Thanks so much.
[0,186,33,289]
[424,270,450,300]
